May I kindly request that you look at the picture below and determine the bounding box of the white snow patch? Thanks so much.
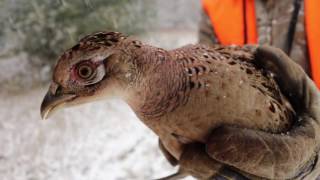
[0,88,186,180]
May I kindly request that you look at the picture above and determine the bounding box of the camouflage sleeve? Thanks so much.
[198,10,219,45]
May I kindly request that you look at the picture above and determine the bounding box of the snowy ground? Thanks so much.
[0,89,175,180]
[0,29,198,180]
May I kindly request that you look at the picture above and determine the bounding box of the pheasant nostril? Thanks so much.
[49,82,62,95]
[55,86,63,95]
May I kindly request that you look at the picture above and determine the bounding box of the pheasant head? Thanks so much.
[40,32,142,119]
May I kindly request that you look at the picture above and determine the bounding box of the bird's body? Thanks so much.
[41,32,295,179]
[126,43,294,160]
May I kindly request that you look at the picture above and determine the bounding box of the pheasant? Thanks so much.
[40,32,295,179]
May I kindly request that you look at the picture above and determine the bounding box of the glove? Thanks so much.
[158,142,254,180]
[205,45,320,179]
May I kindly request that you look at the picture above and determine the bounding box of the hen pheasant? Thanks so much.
[41,32,295,179]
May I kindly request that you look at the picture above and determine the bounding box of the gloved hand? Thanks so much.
[206,45,320,179]
[158,142,254,180]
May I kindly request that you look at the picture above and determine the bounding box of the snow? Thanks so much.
[0,89,177,180]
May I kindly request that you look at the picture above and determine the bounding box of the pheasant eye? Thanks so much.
[78,64,94,79]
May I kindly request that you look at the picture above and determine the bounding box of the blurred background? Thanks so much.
[0,0,200,179]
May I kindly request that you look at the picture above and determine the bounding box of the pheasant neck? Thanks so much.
[123,44,187,120]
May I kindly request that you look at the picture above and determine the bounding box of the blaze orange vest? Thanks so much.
[202,0,320,88]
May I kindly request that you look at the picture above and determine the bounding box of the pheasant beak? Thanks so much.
[40,84,76,120]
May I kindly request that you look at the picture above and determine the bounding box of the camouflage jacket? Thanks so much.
[199,0,311,75]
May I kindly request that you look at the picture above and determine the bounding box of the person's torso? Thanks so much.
[255,0,310,75]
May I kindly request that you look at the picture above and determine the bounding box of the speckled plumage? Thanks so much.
[122,39,295,161]
[41,32,295,179]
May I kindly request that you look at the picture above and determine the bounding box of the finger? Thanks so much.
[206,122,318,179]
[254,46,305,97]
[179,143,224,176]
[253,45,320,111]
[253,46,320,141]
[179,143,250,179]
